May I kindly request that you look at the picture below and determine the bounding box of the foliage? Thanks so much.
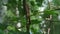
[0,0,60,34]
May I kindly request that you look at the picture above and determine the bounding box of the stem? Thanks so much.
[23,0,31,34]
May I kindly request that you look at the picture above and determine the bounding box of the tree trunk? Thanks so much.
[23,0,31,34]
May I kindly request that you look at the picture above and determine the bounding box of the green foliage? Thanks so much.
[53,0,60,6]
[0,0,60,34]
[43,10,57,18]
[36,0,43,6]
[7,0,17,9]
